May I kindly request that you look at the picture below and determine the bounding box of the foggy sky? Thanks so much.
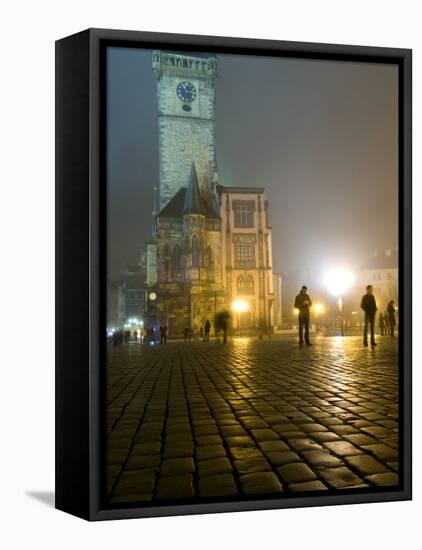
[107,47,398,286]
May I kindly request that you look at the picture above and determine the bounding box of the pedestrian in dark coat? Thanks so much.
[159,324,167,344]
[294,286,312,346]
[217,310,230,344]
[387,301,396,337]
[203,319,211,342]
[361,285,377,346]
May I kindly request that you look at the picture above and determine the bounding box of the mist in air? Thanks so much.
[107,48,398,290]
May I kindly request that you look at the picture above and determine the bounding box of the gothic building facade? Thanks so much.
[149,50,277,336]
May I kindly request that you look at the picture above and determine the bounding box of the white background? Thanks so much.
[0,1,419,548]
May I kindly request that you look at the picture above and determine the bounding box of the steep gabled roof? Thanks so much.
[183,163,205,215]
[158,188,186,218]
[157,163,221,220]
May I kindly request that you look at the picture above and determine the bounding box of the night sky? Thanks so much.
[107,47,398,289]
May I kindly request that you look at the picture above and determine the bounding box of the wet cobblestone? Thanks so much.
[106,335,399,503]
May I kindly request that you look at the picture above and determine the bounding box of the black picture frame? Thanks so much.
[55,28,412,521]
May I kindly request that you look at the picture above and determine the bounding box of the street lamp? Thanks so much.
[232,299,249,336]
[313,302,325,334]
[324,269,355,336]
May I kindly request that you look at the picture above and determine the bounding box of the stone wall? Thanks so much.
[155,53,217,210]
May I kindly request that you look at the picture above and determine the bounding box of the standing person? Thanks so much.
[203,319,211,342]
[379,312,385,336]
[387,300,396,338]
[294,286,312,346]
[219,311,229,344]
[159,323,167,345]
[361,285,377,347]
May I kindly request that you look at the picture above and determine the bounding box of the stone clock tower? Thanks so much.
[152,51,218,210]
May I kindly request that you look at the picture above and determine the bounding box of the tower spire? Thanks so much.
[183,163,205,215]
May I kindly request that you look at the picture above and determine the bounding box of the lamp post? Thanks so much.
[313,302,325,334]
[232,299,249,337]
[324,269,355,337]
[338,296,344,336]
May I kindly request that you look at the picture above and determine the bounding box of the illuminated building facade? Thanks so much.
[150,50,276,336]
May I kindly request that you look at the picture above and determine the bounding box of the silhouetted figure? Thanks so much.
[294,286,312,346]
[159,323,167,344]
[361,285,377,347]
[379,312,385,336]
[387,300,396,337]
[203,319,211,342]
[217,310,230,344]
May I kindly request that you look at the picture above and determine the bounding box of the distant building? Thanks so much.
[359,248,398,310]
[272,273,283,329]
[107,280,120,330]
[219,185,274,332]
[107,279,126,329]
[124,264,145,323]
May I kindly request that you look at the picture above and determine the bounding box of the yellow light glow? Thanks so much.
[313,303,325,314]
[232,299,249,313]
[293,308,299,315]
[324,269,355,296]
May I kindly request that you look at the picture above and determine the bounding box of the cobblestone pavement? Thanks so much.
[106,335,399,504]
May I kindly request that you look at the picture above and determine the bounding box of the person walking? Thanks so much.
[203,319,211,342]
[384,310,390,336]
[387,300,396,338]
[217,311,230,344]
[361,285,377,347]
[379,312,385,336]
[294,286,312,346]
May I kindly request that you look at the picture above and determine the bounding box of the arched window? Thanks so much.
[237,275,254,295]
[192,236,200,268]
[172,244,182,275]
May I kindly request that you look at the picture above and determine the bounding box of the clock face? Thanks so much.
[176,81,197,103]
[149,292,157,301]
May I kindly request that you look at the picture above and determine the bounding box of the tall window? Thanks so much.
[163,244,170,279]
[235,243,255,268]
[237,275,254,295]
[192,236,200,268]
[172,244,182,276]
[233,200,255,228]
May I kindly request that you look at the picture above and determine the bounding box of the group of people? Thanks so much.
[379,305,397,337]
[161,317,222,344]
[294,284,397,348]
[359,285,396,346]
[184,315,228,343]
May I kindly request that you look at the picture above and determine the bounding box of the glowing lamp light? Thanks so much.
[313,303,325,315]
[293,307,299,315]
[324,269,355,297]
[232,299,249,313]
